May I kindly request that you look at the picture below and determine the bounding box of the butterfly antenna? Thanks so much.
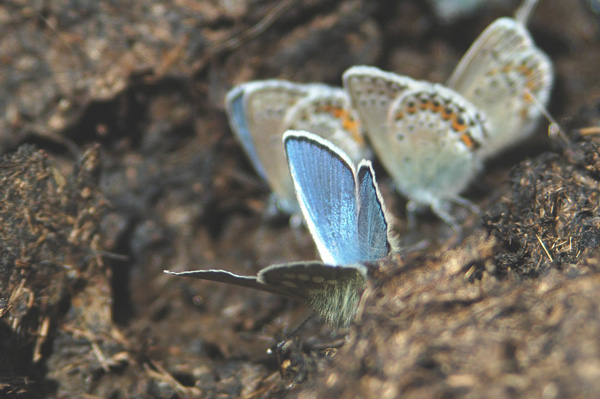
[288,314,316,336]
[524,88,570,146]
[515,0,541,25]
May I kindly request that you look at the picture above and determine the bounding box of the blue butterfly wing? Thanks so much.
[284,131,359,265]
[356,161,391,261]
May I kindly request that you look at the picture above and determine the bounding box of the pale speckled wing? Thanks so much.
[447,17,553,157]
[225,85,269,181]
[241,80,310,214]
[344,66,487,208]
[385,82,487,205]
[258,261,367,327]
[283,86,369,163]
[225,81,367,215]
[343,66,414,154]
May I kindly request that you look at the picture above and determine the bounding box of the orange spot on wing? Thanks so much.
[320,105,364,144]
[441,108,453,120]
[452,115,467,132]
[502,64,514,74]
[460,133,475,149]
[520,108,529,120]
[517,63,536,79]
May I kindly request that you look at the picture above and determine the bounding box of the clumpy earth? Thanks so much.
[1,0,600,398]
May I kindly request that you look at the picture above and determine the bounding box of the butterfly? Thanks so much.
[225,80,368,217]
[165,130,395,327]
[343,15,552,228]
[447,17,553,157]
[343,65,487,230]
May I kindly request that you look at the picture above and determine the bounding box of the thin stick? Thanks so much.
[577,126,600,136]
[536,235,554,262]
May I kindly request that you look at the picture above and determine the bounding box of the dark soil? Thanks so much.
[1,0,600,398]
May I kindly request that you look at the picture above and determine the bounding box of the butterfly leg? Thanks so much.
[449,195,482,218]
[263,194,284,222]
[289,213,304,230]
[406,200,422,230]
[430,199,461,233]
[408,199,461,232]
[261,194,303,228]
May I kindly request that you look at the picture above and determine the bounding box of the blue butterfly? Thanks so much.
[165,130,395,327]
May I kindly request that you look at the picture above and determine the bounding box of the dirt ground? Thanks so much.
[1,0,600,398]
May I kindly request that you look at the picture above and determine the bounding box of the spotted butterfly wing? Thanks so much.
[226,80,310,214]
[447,17,553,157]
[283,87,369,163]
[343,65,487,228]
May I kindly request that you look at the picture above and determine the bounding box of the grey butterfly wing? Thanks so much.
[245,81,313,214]
[343,66,415,151]
[346,66,486,210]
[356,160,392,260]
[426,0,488,24]
[226,80,310,214]
[386,82,486,206]
[447,17,553,156]
[164,269,295,298]
[258,261,368,327]
[283,86,369,163]
[284,131,360,265]
[225,85,269,181]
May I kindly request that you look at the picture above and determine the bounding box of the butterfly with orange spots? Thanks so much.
[344,66,487,231]
[343,13,552,231]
